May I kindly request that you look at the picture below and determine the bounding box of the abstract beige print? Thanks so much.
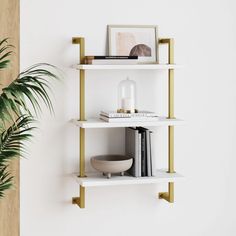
[116,32,152,57]
[116,32,136,55]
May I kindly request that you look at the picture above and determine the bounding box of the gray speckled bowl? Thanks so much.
[90,155,133,178]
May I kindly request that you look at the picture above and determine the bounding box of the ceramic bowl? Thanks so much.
[90,155,133,178]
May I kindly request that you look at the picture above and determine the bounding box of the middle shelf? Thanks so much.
[75,169,184,187]
[71,117,184,129]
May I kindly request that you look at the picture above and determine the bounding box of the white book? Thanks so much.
[125,128,139,177]
[129,111,158,117]
[100,111,130,118]
[150,132,156,176]
[146,130,152,177]
[101,110,158,118]
[100,115,159,123]
[92,59,138,65]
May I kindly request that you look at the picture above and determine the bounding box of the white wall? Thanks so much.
[20,0,236,236]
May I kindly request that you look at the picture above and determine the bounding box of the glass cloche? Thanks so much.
[117,77,137,113]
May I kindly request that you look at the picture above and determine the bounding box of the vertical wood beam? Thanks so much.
[0,0,20,235]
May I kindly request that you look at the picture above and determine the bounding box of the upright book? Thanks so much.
[146,129,152,177]
[149,131,156,176]
[125,127,140,177]
[137,127,147,177]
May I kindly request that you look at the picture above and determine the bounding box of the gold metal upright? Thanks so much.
[72,37,86,208]
[159,38,175,203]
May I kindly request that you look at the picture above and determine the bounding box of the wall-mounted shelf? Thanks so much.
[75,169,183,187]
[73,64,182,70]
[71,36,183,209]
[71,117,184,129]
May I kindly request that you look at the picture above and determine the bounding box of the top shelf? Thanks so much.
[74,64,182,70]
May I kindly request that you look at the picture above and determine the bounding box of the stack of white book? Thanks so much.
[100,111,159,123]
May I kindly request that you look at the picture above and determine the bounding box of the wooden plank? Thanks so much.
[0,1,20,236]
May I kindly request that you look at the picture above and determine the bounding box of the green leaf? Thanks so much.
[0,39,61,198]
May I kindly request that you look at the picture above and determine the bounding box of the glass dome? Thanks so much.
[117,77,137,113]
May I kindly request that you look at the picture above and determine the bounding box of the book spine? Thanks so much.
[100,112,131,118]
[125,128,134,177]
[141,130,146,177]
[91,59,138,65]
[130,113,158,118]
[146,130,151,177]
[86,56,138,60]
[100,111,158,118]
[138,133,142,177]
[134,129,139,177]
[125,128,139,177]
[99,115,159,122]
[150,132,155,176]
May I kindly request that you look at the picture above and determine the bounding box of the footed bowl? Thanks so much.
[90,155,133,178]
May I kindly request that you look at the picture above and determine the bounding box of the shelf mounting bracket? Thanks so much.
[159,38,175,203]
[72,37,87,208]
[72,185,85,208]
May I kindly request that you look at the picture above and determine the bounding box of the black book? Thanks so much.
[137,127,148,177]
[86,55,138,60]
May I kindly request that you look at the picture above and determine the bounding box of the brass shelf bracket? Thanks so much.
[72,185,85,208]
[159,38,175,203]
[72,37,86,208]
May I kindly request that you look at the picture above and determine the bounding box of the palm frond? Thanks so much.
[0,115,34,165]
[0,165,13,198]
[0,39,60,198]
[0,63,60,124]
[0,38,13,70]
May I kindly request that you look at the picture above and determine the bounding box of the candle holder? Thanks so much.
[117,77,137,113]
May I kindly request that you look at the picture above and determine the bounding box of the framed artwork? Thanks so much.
[108,25,158,63]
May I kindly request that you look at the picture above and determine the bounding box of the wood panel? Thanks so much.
[0,0,20,236]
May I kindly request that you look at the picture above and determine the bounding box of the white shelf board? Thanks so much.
[71,117,184,129]
[73,64,182,70]
[75,169,183,187]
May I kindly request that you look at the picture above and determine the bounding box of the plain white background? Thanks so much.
[20,0,236,235]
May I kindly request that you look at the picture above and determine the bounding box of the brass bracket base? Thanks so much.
[159,182,174,203]
[159,192,174,203]
[72,186,85,208]
[72,196,85,208]
[72,197,81,205]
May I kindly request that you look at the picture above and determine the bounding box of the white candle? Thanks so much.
[121,98,134,111]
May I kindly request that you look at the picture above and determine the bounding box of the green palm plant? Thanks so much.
[0,38,60,198]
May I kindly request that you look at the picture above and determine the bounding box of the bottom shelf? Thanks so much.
[75,169,183,187]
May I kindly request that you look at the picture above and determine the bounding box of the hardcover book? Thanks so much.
[137,127,147,176]
[125,128,140,177]
[85,56,138,64]
[91,59,138,65]
[100,115,159,123]
[100,110,159,120]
